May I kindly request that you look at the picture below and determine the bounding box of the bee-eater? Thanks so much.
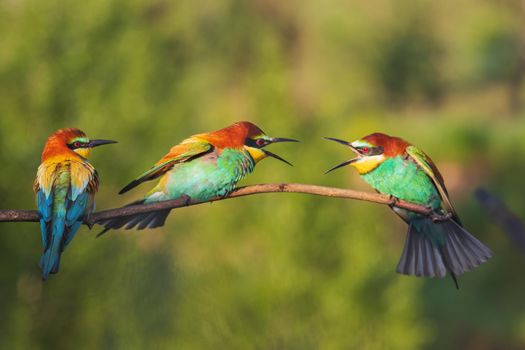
[98,121,297,234]
[325,133,492,287]
[34,128,116,279]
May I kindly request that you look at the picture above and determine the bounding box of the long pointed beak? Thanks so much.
[324,137,358,153]
[264,150,293,166]
[324,137,359,173]
[325,158,357,173]
[89,139,118,148]
[270,137,300,143]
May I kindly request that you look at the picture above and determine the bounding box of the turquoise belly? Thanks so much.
[145,148,255,203]
[361,156,441,209]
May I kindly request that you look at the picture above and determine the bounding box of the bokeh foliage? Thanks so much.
[1,0,525,349]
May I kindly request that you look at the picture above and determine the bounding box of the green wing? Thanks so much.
[119,140,213,194]
[406,145,459,220]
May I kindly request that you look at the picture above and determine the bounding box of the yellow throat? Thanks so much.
[245,147,266,164]
[350,155,385,174]
[75,148,92,159]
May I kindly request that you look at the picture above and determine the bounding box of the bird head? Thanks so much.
[325,132,408,174]
[42,128,117,160]
[203,121,298,166]
[239,121,298,166]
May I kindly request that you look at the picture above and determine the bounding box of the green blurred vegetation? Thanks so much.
[1,0,525,349]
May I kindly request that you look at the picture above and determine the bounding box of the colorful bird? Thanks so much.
[34,128,116,279]
[98,121,298,235]
[325,132,492,287]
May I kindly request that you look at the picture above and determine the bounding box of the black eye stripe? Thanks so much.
[372,146,383,155]
[245,138,268,148]
[358,146,384,156]
[67,141,88,150]
[256,139,267,146]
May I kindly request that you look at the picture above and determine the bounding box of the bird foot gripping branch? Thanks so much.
[430,211,453,223]
[180,194,192,205]
[387,195,399,208]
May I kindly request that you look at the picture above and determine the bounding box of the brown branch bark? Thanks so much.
[0,183,434,225]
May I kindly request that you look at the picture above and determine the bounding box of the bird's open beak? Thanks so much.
[324,137,360,173]
[270,137,300,144]
[263,137,298,166]
[88,139,118,148]
[264,150,293,166]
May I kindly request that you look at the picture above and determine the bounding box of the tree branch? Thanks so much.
[475,187,525,253]
[0,183,435,226]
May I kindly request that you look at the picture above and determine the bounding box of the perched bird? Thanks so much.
[98,121,297,235]
[325,132,492,287]
[34,128,116,279]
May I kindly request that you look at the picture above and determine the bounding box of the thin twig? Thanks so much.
[0,183,434,226]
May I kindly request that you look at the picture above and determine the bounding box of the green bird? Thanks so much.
[326,132,492,287]
[98,121,297,235]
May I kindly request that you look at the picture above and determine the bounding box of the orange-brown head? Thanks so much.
[41,128,117,161]
[194,121,298,165]
[325,132,410,174]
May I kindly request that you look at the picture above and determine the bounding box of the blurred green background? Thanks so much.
[1,0,525,349]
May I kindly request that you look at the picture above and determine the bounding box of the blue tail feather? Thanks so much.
[64,221,82,246]
[41,215,65,280]
[38,190,89,279]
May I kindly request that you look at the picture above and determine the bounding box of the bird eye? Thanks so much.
[256,139,266,147]
[361,147,369,154]
[73,142,82,148]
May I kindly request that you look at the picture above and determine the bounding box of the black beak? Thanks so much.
[88,139,118,148]
[323,137,359,153]
[264,150,293,166]
[270,137,300,143]
[325,158,358,173]
[324,137,359,173]
[260,136,298,166]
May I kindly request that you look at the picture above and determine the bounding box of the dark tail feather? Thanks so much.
[440,219,493,275]
[396,222,447,278]
[96,200,171,237]
[396,218,492,286]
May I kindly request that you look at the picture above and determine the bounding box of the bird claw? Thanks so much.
[386,196,451,223]
[430,212,453,223]
[180,194,192,206]
[83,215,94,229]
[388,195,400,207]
